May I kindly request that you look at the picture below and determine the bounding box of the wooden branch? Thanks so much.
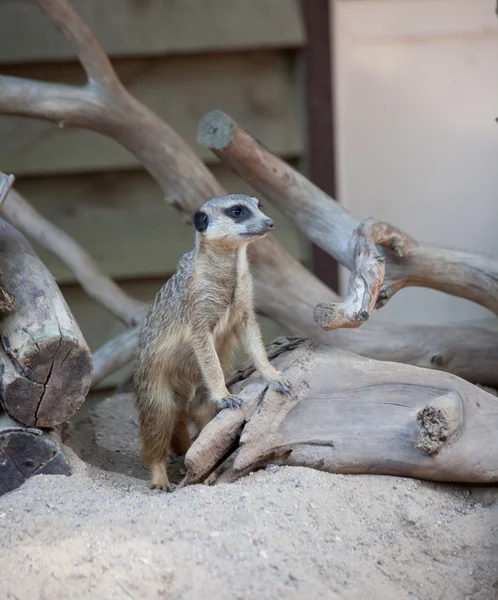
[198,110,498,319]
[2,188,146,327]
[0,410,71,497]
[35,0,120,87]
[182,337,498,487]
[91,326,138,389]
[314,218,405,330]
[0,219,92,427]
[2,0,497,387]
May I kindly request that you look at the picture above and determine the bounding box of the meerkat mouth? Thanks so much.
[240,230,269,238]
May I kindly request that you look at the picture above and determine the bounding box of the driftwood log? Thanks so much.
[2,0,498,390]
[0,411,71,496]
[181,337,498,487]
[0,218,92,428]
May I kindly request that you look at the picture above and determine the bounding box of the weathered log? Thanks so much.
[182,337,498,486]
[2,188,146,326]
[198,110,498,319]
[0,411,71,497]
[0,219,92,427]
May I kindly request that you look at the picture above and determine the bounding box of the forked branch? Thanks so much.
[198,110,498,320]
[314,218,406,330]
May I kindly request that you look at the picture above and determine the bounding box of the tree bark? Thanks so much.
[0,219,92,428]
[182,337,498,487]
[0,411,71,497]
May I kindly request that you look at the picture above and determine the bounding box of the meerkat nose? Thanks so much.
[264,218,275,230]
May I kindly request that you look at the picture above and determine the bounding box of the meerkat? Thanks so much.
[133,193,292,491]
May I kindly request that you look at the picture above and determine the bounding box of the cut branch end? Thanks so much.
[197,110,236,150]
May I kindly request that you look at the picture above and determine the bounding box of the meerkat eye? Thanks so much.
[226,205,247,219]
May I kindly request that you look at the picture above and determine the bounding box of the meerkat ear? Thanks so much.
[194,210,209,232]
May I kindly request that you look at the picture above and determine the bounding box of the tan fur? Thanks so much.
[134,194,292,491]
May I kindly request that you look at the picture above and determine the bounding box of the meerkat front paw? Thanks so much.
[269,374,293,396]
[217,394,246,409]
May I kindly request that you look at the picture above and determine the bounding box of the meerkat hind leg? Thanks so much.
[139,390,176,492]
[170,411,192,455]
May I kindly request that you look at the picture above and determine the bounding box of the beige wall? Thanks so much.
[332,0,498,326]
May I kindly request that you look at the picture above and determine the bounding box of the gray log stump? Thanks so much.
[0,411,71,496]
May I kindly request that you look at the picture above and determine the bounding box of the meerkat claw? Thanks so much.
[150,481,173,492]
[219,395,246,409]
[271,376,293,396]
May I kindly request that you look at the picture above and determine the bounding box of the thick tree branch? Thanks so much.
[2,188,146,327]
[198,110,498,319]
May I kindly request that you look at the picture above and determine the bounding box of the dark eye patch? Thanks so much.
[225,205,252,221]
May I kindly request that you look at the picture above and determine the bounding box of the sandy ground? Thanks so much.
[1,393,498,600]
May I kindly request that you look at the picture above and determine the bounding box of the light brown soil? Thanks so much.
[1,393,498,600]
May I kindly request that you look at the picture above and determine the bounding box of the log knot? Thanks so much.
[415,405,450,455]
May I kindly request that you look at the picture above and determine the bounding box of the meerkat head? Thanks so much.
[193,194,274,246]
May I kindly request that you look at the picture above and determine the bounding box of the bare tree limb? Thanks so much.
[91,326,138,389]
[1,188,146,326]
[314,218,405,330]
[197,110,498,319]
[34,0,121,88]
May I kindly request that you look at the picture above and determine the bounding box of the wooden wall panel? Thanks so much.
[0,51,301,176]
[12,161,310,284]
[0,0,305,64]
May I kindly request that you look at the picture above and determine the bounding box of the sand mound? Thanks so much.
[1,393,497,599]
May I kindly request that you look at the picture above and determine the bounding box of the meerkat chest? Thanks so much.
[193,246,252,334]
